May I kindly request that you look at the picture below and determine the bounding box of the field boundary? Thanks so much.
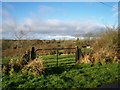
[26,46,84,67]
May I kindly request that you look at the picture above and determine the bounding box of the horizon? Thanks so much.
[1,35,100,40]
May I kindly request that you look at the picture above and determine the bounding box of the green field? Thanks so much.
[2,56,22,65]
[2,62,119,89]
[2,54,120,89]
[40,54,75,68]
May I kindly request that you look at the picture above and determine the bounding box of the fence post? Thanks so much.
[31,47,36,60]
[75,46,80,62]
[28,50,31,61]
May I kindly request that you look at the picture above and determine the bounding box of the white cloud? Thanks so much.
[2,4,106,40]
[2,16,105,40]
[29,34,76,40]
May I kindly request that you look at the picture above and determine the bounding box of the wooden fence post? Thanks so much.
[75,46,80,62]
[27,50,31,61]
[31,47,36,60]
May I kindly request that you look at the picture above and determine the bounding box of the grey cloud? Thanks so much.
[2,15,106,39]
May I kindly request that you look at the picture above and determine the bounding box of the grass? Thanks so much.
[41,54,74,60]
[40,54,75,68]
[2,62,120,89]
[2,53,120,89]
[2,57,10,65]
[2,56,21,65]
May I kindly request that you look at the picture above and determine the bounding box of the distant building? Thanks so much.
[76,36,100,40]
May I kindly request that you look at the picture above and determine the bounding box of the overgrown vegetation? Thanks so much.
[1,26,120,89]
[2,63,119,89]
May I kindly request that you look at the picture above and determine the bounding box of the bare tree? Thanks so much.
[15,29,27,40]
[14,25,32,48]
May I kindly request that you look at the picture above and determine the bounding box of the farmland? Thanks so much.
[41,54,75,68]
[1,50,120,89]
[2,60,119,89]
[2,1,120,89]
[1,27,120,89]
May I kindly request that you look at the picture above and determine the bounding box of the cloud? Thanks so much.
[2,3,17,33]
[2,16,105,40]
[26,33,77,40]
[2,10,17,32]
[2,4,106,40]
[23,18,105,34]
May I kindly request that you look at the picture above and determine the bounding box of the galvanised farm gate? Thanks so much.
[24,46,82,67]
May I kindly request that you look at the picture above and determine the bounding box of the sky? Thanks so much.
[1,2,119,40]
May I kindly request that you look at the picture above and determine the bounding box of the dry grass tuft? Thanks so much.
[77,47,118,65]
[79,54,91,64]
[22,58,44,77]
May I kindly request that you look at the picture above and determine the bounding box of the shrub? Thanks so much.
[91,26,118,63]
[22,58,44,77]
[14,59,23,72]
[93,28,117,50]
[9,59,24,73]
[9,68,15,77]
[2,65,9,75]
[2,59,16,75]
